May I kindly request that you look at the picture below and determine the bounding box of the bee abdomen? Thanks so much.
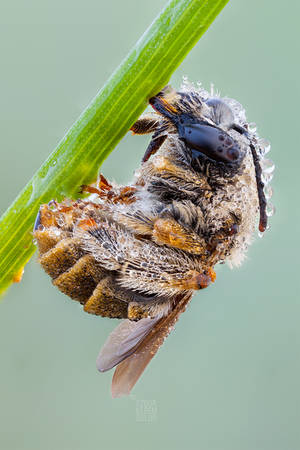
[38,237,84,280]
[53,254,105,304]
[35,226,129,318]
[35,229,70,256]
[83,278,128,318]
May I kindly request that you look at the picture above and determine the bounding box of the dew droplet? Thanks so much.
[262,171,274,185]
[57,217,65,227]
[248,122,257,133]
[48,201,57,211]
[261,158,275,174]
[264,185,273,200]
[223,98,246,124]
[182,75,188,86]
[258,138,271,156]
[266,201,276,217]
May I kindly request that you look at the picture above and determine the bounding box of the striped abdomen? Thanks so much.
[34,202,129,319]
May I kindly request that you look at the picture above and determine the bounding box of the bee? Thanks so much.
[33,80,274,397]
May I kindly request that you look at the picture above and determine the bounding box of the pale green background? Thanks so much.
[0,0,299,449]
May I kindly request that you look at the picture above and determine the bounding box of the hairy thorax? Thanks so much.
[131,136,259,269]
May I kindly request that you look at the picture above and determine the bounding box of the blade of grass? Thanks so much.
[0,0,229,295]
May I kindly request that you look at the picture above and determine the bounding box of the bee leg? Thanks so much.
[127,299,172,321]
[130,113,161,135]
[97,173,113,192]
[131,112,169,162]
[168,268,216,290]
[152,217,208,255]
[80,185,102,195]
[148,155,211,192]
[80,174,113,198]
[75,219,215,299]
[209,214,240,249]
[142,133,167,162]
[117,212,208,256]
[120,262,216,299]
[111,186,137,205]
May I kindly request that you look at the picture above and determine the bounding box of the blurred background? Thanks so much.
[0,0,299,449]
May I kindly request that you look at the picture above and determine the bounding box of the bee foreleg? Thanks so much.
[130,113,161,135]
[115,208,208,256]
[142,133,167,162]
[152,217,207,255]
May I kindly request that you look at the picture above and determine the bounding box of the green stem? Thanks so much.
[0,0,229,295]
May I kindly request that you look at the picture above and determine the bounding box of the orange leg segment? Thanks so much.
[153,218,206,255]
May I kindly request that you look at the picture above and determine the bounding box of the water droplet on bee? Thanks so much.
[48,202,57,211]
[261,158,275,174]
[57,217,65,227]
[264,185,273,200]
[258,138,271,155]
[248,122,257,133]
[262,171,274,185]
[266,202,276,217]
[258,231,264,238]
[182,76,188,87]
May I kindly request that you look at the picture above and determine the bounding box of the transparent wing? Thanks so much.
[96,317,161,372]
[97,293,192,398]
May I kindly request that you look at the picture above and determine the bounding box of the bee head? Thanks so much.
[149,89,244,165]
[149,86,269,234]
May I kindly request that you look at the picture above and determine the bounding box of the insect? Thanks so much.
[33,80,274,397]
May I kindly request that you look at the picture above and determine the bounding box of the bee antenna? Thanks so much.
[250,144,267,233]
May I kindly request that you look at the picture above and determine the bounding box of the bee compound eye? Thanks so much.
[180,123,241,164]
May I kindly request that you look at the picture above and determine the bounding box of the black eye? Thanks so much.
[179,123,241,163]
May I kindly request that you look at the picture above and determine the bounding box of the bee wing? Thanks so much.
[96,317,161,372]
[97,293,192,398]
